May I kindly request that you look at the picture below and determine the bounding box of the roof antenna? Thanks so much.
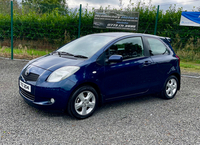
[143,23,151,34]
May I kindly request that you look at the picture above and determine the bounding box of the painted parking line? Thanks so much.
[0,57,29,62]
[181,74,200,79]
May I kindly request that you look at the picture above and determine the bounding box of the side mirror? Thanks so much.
[108,55,123,63]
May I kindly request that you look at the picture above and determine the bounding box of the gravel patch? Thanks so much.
[0,58,200,144]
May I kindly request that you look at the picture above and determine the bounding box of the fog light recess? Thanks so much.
[50,98,55,103]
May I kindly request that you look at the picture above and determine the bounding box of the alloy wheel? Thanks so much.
[74,91,96,116]
[165,78,177,97]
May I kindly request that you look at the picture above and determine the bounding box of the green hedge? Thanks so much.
[0,3,200,49]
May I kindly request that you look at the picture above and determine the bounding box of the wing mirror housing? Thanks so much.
[108,55,123,63]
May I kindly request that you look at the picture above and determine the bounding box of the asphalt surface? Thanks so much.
[0,58,200,144]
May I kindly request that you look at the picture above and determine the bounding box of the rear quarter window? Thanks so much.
[146,37,170,55]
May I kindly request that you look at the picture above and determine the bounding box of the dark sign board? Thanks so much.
[93,10,139,31]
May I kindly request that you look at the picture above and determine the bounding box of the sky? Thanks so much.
[66,0,200,11]
[15,0,200,11]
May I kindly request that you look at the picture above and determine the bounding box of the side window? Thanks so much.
[146,37,169,55]
[106,37,144,60]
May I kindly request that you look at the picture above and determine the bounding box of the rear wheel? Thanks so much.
[161,75,178,99]
[68,85,98,119]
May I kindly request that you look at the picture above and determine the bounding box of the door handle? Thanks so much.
[143,60,152,66]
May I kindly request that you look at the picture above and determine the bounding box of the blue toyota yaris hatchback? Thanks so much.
[19,32,181,119]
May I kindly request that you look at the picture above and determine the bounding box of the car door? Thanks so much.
[102,36,155,100]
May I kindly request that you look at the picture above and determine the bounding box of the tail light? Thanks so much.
[175,55,180,66]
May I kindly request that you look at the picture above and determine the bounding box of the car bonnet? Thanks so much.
[30,55,84,72]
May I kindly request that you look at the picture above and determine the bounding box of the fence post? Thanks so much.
[11,0,13,60]
[154,5,159,35]
[78,4,82,38]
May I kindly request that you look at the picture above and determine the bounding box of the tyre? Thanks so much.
[161,75,178,99]
[68,85,98,119]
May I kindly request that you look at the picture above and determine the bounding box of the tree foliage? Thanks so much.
[0,0,20,14]
[22,0,68,14]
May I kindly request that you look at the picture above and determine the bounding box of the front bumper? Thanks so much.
[19,75,76,112]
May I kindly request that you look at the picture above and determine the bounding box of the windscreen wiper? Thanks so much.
[74,55,88,59]
[51,51,87,58]
[51,51,74,57]
[59,51,74,56]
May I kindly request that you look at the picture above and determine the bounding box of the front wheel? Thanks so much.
[161,75,178,99]
[68,85,98,119]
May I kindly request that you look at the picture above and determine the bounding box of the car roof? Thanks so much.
[90,32,162,39]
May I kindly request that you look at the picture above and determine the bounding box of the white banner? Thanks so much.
[180,12,200,27]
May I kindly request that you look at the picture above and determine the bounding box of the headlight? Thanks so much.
[47,66,80,82]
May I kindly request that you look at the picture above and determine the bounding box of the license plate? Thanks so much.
[20,80,31,92]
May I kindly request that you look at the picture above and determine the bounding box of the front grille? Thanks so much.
[20,89,35,101]
[22,69,39,82]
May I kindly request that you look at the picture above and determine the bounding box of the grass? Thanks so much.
[176,49,200,64]
[172,35,200,63]
[180,62,200,69]
[180,61,200,73]
[0,46,52,60]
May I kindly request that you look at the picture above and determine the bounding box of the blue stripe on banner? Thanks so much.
[182,12,200,24]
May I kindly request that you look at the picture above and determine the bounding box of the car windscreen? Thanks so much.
[57,35,116,58]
